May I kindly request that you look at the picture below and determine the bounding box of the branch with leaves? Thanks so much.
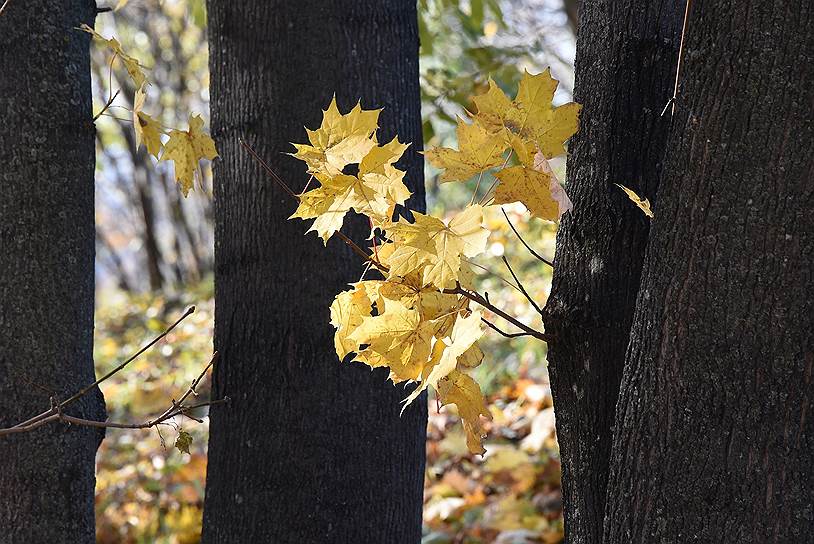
[0,307,226,454]
[245,70,580,454]
[79,24,218,196]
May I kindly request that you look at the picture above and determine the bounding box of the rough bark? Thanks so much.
[201,2,427,543]
[604,2,814,542]
[0,2,106,543]
[541,2,681,543]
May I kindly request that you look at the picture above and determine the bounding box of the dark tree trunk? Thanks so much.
[604,2,814,542]
[201,2,427,543]
[0,2,105,542]
[541,2,681,543]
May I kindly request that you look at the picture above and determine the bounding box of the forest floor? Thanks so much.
[94,235,562,544]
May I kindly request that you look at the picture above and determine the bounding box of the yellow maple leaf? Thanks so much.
[403,309,484,406]
[359,136,408,174]
[160,114,218,196]
[133,86,164,158]
[615,184,654,218]
[385,205,490,289]
[424,117,508,182]
[472,70,580,159]
[471,79,512,133]
[79,24,147,89]
[291,173,390,243]
[292,97,380,176]
[329,286,376,360]
[374,279,460,324]
[438,369,492,454]
[493,152,572,221]
[358,137,412,213]
[350,299,435,382]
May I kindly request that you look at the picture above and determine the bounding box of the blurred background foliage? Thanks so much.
[92,0,577,542]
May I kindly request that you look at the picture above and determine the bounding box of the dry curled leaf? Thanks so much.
[615,184,654,218]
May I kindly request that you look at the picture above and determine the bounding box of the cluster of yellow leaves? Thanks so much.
[426,69,580,222]
[290,71,580,454]
[80,24,217,196]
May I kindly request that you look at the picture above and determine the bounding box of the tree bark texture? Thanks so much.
[541,2,682,543]
[202,2,427,543]
[604,2,814,542]
[0,2,105,543]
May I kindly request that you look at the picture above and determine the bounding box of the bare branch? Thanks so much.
[501,208,553,267]
[0,352,226,437]
[239,138,297,198]
[93,89,121,122]
[11,306,196,430]
[481,317,537,339]
[662,0,693,117]
[447,284,552,343]
[501,256,544,315]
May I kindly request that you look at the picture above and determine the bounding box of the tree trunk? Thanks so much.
[201,2,427,543]
[0,2,106,543]
[541,2,681,543]
[604,1,814,541]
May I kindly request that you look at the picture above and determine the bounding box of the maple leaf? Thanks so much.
[424,117,508,182]
[373,278,460,325]
[615,184,654,218]
[385,205,489,289]
[360,136,408,175]
[472,70,580,159]
[493,152,572,221]
[160,114,218,196]
[349,299,435,382]
[402,310,484,406]
[291,173,390,243]
[133,86,164,158]
[292,97,380,176]
[358,137,412,215]
[79,24,147,89]
[438,369,492,454]
[329,286,376,360]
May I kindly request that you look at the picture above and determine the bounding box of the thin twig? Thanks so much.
[501,208,553,267]
[501,256,544,315]
[447,284,551,342]
[0,353,226,437]
[464,258,523,294]
[1,399,228,435]
[152,352,218,423]
[12,306,195,430]
[0,0,14,18]
[662,0,693,117]
[93,89,121,122]
[239,139,296,198]
[481,317,537,339]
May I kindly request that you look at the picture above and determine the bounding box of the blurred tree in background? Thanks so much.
[91,1,577,542]
[94,0,212,292]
